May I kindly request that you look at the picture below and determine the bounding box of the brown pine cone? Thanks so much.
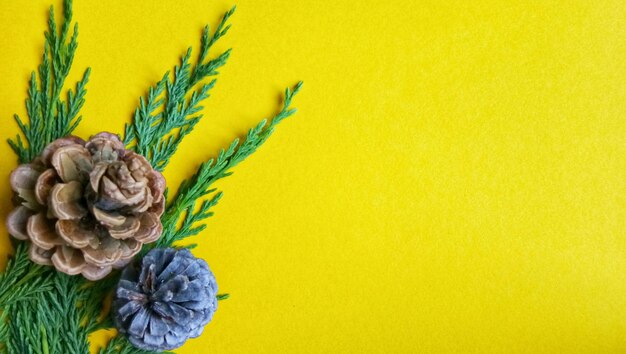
[6,133,165,280]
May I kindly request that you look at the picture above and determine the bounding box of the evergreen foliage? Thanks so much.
[0,2,301,353]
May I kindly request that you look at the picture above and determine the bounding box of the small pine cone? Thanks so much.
[113,248,218,351]
[5,133,165,280]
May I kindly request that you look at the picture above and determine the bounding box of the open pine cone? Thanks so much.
[114,248,218,351]
[6,133,165,280]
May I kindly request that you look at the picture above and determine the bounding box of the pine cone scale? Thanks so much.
[28,212,63,250]
[29,244,54,265]
[55,219,98,248]
[82,264,113,281]
[41,136,86,165]
[6,206,32,240]
[109,217,141,239]
[92,207,126,227]
[34,168,57,205]
[51,144,93,182]
[49,181,87,220]
[11,164,43,210]
[51,246,85,275]
[119,240,142,258]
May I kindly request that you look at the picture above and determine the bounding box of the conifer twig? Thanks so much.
[156,82,303,248]
[123,7,236,171]
[7,0,90,164]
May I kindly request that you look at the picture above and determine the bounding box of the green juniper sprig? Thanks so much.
[0,244,53,309]
[0,259,104,354]
[0,244,54,353]
[155,81,303,249]
[3,274,107,354]
[7,0,90,164]
[123,6,235,171]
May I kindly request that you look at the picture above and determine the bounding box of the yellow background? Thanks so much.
[1,0,626,353]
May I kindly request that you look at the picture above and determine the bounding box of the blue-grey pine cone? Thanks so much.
[113,248,218,351]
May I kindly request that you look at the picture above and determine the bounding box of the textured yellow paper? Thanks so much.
[1,0,626,353]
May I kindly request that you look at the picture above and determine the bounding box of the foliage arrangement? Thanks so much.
[0,1,302,353]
